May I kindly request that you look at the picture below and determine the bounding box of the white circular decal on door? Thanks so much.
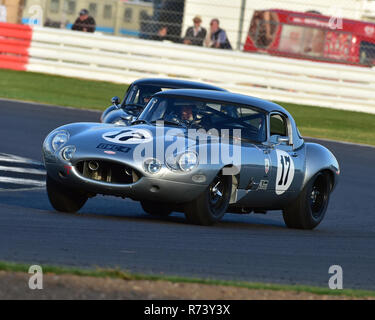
[102,129,153,144]
[275,149,295,195]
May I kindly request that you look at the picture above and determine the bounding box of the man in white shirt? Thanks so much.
[183,15,207,46]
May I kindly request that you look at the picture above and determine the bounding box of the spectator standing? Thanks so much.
[206,18,232,49]
[72,9,96,33]
[183,15,207,46]
[155,0,184,42]
[155,25,168,41]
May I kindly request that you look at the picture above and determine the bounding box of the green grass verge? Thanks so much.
[279,101,375,146]
[1,69,374,146]
[0,69,126,110]
[0,260,374,298]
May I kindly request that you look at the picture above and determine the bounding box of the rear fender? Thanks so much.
[303,143,340,191]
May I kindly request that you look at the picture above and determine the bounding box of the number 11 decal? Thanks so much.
[275,150,295,195]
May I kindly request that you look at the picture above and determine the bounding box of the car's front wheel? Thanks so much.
[141,201,172,217]
[46,175,88,213]
[282,172,331,230]
[184,174,232,226]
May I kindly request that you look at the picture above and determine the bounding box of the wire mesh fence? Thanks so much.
[2,0,375,66]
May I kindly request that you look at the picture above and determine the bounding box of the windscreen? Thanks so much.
[124,85,164,107]
[138,96,267,143]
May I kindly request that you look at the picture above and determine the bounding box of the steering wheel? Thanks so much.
[124,104,144,116]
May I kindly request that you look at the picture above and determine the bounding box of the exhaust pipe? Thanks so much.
[88,160,99,171]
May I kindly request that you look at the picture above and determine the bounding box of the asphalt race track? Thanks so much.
[0,99,374,290]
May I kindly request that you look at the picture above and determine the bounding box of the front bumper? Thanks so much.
[45,162,207,203]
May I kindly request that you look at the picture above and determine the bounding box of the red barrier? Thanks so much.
[0,55,28,71]
[0,23,32,40]
[0,23,32,71]
[0,38,30,55]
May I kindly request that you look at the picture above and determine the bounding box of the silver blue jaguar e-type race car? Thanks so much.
[42,89,340,229]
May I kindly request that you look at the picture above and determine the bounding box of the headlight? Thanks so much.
[51,131,69,151]
[178,152,198,172]
[144,158,162,174]
[61,145,76,161]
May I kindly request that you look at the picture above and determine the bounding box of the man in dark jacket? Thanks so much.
[207,18,232,49]
[72,9,96,33]
[183,16,207,46]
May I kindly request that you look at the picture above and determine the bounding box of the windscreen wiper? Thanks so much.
[131,119,150,125]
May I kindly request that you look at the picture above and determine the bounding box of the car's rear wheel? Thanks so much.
[282,172,331,230]
[46,175,88,213]
[184,174,232,226]
[141,201,172,216]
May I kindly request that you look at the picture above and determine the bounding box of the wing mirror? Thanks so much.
[111,96,121,108]
[277,136,289,144]
[267,135,290,148]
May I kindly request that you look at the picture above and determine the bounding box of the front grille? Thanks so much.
[75,160,142,184]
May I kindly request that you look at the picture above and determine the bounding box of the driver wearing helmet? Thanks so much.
[139,86,161,106]
[180,105,195,121]
[165,104,198,126]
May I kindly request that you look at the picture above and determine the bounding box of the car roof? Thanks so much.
[131,78,227,92]
[153,89,288,114]
[152,89,304,149]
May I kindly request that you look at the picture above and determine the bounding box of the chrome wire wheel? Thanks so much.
[208,176,228,217]
[282,172,331,230]
[184,173,232,226]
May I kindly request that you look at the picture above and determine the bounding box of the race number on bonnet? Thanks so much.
[102,129,153,144]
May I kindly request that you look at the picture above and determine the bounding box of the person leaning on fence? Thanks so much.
[183,15,207,46]
[206,18,232,49]
[72,9,96,33]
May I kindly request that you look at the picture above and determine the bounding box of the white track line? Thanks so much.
[0,165,45,175]
[0,153,46,191]
[0,186,45,192]
[0,155,43,166]
[0,177,45,187]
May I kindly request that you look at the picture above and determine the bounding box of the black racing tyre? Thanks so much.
[141,201,172,216]
[184,174,232,226]
[282,172,331,230]
[46,175,88,213]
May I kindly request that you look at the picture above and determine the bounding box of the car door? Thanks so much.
[235,108,271,207]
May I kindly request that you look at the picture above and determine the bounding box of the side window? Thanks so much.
[124,8,133,23]
[270,114,287,136]
[50,0,60,13]
[89,3,97,17]
[103,5,112,19]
